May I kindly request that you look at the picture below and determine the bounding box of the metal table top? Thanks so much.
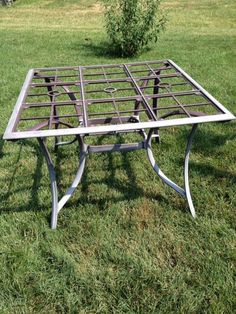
[3,59,235,140]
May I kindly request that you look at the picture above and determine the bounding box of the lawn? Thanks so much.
[0,0,235,313]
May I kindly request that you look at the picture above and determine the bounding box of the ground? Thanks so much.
[0,0,235,313]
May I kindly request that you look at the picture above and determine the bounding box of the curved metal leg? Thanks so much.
[146,129,185,196]
[38,136,87,229]
[38,138,58,229]
[184,124,198,217]
[146,125,198,217]
[57,136,87,212]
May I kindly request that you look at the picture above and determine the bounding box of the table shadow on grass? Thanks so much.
[0,135,189,219]
[4,143,23,201]
[189,161,236,184]
[74,135,187,214]
[177,124,236,155]
[0,140,45,214]
[174,127,236,181]
[0,138,4,159]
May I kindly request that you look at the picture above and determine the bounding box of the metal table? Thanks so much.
[3,60,235,229]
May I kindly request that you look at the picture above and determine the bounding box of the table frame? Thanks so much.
[3,60,235,228]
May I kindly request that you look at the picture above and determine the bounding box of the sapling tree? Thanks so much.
[103,0,166,57]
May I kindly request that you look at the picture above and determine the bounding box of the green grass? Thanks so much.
[0,0,236,312]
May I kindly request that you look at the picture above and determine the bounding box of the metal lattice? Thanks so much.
[4,60,234,140]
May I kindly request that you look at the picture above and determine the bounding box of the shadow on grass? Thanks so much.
[1,135,184,218]
[5,143,23,200]
[174,125,236,181]
[80,40,116,59]
[75,134,181,212]
[190,161,236,183]
[79,39,151,59]
[0,138,4,159]
[0,140,44,214]
[27,145,44,210]
[2,125,235,219]
[178,124,236,154]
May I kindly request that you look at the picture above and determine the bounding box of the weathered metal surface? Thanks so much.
[3,60,235,140]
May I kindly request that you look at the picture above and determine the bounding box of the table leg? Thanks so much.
[146,124,198,216]
[38,135,87,229]
[38,138,58,229]
[184,124,198,217]
[57,136,87,212]
[146,129,185,196]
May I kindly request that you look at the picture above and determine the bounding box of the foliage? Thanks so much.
[103,0,166,57]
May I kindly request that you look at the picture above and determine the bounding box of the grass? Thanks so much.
[0,0,236,312]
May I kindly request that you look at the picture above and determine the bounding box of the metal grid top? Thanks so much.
[3,59,235,140]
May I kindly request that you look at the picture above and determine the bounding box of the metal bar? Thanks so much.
[89,108,147,117]
[21,113,140,121]
[80,59,167,70]
[167,59,233,115]
[88,116,134,125]
[101,66,122,124]
[184,124,198,217]
[48,70,58,130]
[162,83,192,117]
[5,113,234,140]
[20,114,81,121]
[57,136,87,212]
[4,69,34,134]
[159,110,206,119]
[150,66,161,142]
[30,81,81,88]
[60,84,83,123]
[125,60,167,67]
[26,120,74,131]
[78,66,88,127]
[123,64,157,121]
[27,120,49,131]
[23,101,211,114]
[44,77,54,102]
[82,65,171,77]
[133,68,155,118]
[23,90,200,109]
[86,90,199,105]
[28,90,80,97]
[153,76,160,116]
[24,105,211,122]
[38,138,58,229]
[55,137,77,147]
[27,81,188,97]
[88,142,145,153]
[34,66,80,71]
[29,72,180,87]
[23,101,81,108]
